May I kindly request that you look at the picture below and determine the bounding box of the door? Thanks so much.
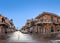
[51,27,54,32]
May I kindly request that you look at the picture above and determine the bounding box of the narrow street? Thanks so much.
[7,31,40,43]
[0,31,60,43]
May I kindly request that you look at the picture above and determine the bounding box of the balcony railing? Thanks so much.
[0,21,10,27]
[53,21,59,24]
[35,20,53,24]
[34,19,59,24]
[0,21,6,24]
[26,19,60,27]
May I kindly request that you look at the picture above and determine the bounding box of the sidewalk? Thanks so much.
[0,33,10,43]
[0,39,6,43]
[0,33,9,40]
[29,33,60,40]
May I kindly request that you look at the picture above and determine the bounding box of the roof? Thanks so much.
[35,12,60,19]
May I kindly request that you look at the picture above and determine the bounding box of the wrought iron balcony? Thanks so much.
[0,21,6,25]
[52,20,59,24]
[35,19,60,25]
[0,21,9,27]
[35,20,53,24]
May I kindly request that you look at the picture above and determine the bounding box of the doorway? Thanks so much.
[51,27,54,32]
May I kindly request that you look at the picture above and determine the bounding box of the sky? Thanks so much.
[0,0,60,29]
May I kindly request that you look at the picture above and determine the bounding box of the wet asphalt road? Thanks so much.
[1,31,60,43]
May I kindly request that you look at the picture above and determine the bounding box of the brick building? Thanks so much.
[0,14,16,35]
[22,12,60,34]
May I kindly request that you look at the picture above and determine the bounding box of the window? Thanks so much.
[51,27,54,32]
[51,16,53,22]
[43,26,46,33]
[43,16,47,22]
